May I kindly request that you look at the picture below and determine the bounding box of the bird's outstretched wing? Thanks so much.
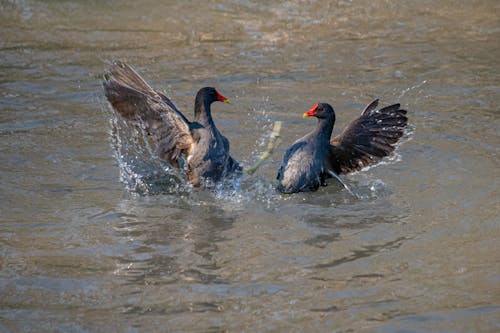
[103,61,193,167]
[327,99,408,174]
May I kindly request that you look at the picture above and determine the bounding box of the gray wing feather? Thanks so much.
[328,100,408,174]
[103,61,193,167]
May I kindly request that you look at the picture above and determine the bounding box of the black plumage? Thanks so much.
[277,101,408,194]
[103,61,241,187]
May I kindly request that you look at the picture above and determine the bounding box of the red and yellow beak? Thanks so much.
[215,89,231,104]
[303,102,318,118]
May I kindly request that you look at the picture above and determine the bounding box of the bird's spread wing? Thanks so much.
[103,61,193,167]
[327,99,408,174]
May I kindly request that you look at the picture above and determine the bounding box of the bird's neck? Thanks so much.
[314,117,335,143]
[194,99,215,127]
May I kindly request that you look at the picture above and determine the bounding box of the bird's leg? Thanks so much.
[327,170,359,198]
[244,121,282,175]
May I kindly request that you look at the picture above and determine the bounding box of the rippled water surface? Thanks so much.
[1,1,499,332]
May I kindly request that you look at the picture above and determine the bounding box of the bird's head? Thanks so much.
[303,102,335,120]
[198,87,231,104]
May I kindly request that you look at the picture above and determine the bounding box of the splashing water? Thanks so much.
[109,104,405,204]
[110,114,189,195]
[109,110,275,198]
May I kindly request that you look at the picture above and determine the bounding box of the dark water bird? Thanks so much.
[103,61,241,187]
[277,100,408,194]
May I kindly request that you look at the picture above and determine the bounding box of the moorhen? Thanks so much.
[277,100,408,194]
[103,61,241,187]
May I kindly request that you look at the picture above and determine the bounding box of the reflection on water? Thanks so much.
[1,0,499,332]
[112,198,236,287]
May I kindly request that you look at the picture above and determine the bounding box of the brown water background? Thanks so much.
[1,1,499,332]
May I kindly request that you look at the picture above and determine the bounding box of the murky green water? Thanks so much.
[1,1,499,332]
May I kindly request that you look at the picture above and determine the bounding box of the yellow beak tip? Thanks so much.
[224,99,231,104]
[303,113,309,119]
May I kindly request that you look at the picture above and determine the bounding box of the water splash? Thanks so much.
[109,107,396,204]
[110,114,189,195]
[109,110,276,199]
[398,80,428,99]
